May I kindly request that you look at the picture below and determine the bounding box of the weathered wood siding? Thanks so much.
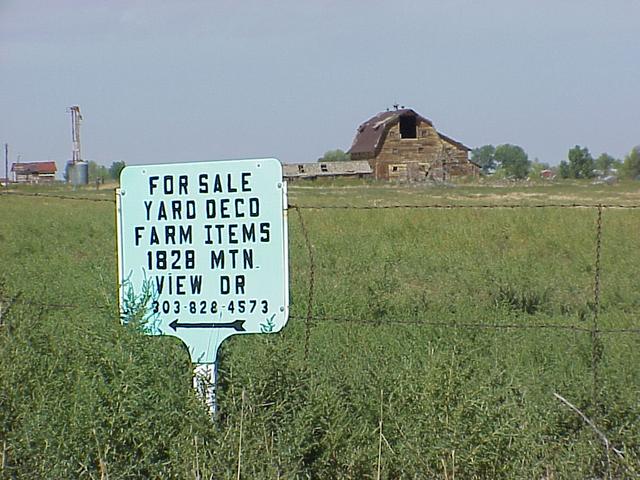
[369,120,477,181]
[441,138,479,179]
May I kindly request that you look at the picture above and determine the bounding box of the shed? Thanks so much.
[348,108,479,181]
[11,161,57,184]
[283,160,372,181]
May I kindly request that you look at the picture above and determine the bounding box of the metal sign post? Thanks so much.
[4,144,8,187]
[116,158,289,415]
[193,362,218,416]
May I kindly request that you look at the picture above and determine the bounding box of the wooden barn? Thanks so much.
[348,108,479,182]
[11,161,57,184]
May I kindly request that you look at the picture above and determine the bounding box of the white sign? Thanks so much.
[116,158,289,364]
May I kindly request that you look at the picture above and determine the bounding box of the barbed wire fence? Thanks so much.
[290,199,638,477]
[1,188,639,474]
[0,190,116,203]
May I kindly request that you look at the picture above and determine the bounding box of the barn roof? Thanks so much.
[283,160,372,179]
[348,108,470,157]
[11,161,57,174]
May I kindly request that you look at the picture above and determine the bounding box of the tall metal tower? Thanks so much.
[67,106,88,185]
[69,106,82,163]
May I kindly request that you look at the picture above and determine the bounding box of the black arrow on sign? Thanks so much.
[169,319,246,332]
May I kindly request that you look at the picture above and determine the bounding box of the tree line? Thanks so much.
[472,144,640,180]
[317,145,640,181]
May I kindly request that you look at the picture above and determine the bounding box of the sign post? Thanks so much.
[116,158,289,415]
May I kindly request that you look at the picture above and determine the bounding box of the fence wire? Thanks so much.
[1,191,638,342]
[287,314,640,335]
[290,202,640,210]
[288,199,639,445]
[592,205,604,411]
[0,190,116,203]
[2,190,639,419]
[2,187,639,477]
[3,189,640,209]
[293,206,315,361]
[2,299,638,336]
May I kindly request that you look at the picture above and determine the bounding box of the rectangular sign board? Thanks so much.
[116,158,288,364]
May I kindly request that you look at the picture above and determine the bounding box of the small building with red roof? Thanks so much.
[11,161,57,184]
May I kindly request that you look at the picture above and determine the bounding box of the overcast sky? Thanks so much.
[1,0,639,177]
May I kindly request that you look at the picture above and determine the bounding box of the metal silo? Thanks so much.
[70,161,89,186]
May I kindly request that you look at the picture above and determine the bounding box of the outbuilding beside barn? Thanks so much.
[11,161,57,184]
[282,160,372,181]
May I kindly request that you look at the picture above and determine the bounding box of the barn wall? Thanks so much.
[441,139,480,179]
[371,121,476,181]
[374,121,439,180]
[15,173,56,184]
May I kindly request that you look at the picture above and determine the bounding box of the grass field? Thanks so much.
[1,181,639,479]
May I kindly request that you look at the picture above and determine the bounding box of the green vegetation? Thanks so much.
[88,160,109,182]
[472,144,531,179]
[470,145,497,174]
[621,147,640,180]
[109,161,126,181]
[595,153,620,176]
[88,160,127,182]
[559,145,596,180]
[61,160,125,184]
[494,144,531,179]
[318,149,351,162]
[1,183,639,478]
[527,159,550,178]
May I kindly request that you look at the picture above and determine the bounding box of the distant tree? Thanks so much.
[567,145,595,179]
[612,158,623,172]
[471,145,497,174]
[109,161,126,180]
[558,161,571,179]
[88,161,109,182]
[318,149,350,162]
[595,153,618,175]
[494,144,530,179]
[620,147,640,179]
